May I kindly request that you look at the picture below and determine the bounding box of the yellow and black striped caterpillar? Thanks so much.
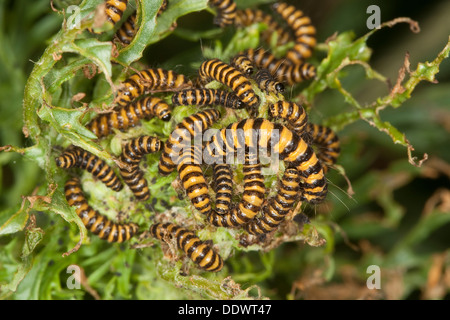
[150,222,224,272]
[212,163,233,215]
[198,58,260,110]
[209,0,236,28]
[244,167,301,235]
[207,153,266,227]
[230,54,254,76]
[243,48,316,85]
[254,69,285,94]
[242,48,280,77]
[158,109,221,176]
[55,145,79,169]
[272,2,316,63]
[176,145,211,215]
[116,68,193,107]
[105,0,129,25]
[171,89,244,109]
[119,136,163,201]
[86,96,171,139]
[234,8,291,46]
[64,177,139,242]
[204,118,327,204]
[114,0,168,45]
[269,100,308,134]
[115,11,137,45]
[56,146,123,191]
[304,123,340,173]
[273,58,317,86]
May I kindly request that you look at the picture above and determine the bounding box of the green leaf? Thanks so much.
[117,0,208,65]
[0,205,28,236]
[0,223,44,299]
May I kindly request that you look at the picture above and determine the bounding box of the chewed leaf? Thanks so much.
[49,188,88,257]
[37,106,114,165]
[305,31,373,102]
[37,106,97,140]
[366,114,408,146]
[62,38,113,84]
[44,57,92,94]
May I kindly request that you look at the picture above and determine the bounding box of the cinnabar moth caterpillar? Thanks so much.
[158,109,220,176]
[198,58,260,110]
[119,136,163,201]
[254,69,285,94]
[64,177,139,242]
[86,96,171,139]
[116,68,192,107]
[244,168,301,235]
[150,222,224,272]
[272,2,316,63]
[171,89,244,109]
[204,118,327,204]
[56,146,123,191]
[209,0,236,28]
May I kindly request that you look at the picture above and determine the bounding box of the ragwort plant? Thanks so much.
[0,0,449,300]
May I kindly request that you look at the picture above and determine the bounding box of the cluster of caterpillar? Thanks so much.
[55,1,340,274]
[208,1,317,86]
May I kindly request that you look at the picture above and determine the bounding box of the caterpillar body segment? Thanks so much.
[64,177,139,242]
[105,0,129,25]
[204,118,327,204]
[55,145,79,169]
[56,147,123,191]
[269,101,308,134]
[305,123,340,173]
[254,69,284,94]
[276,61,316,85]
[209,0,237,28]
[198,58,260,110]
[172,89,244,109]
[115,12,137,45]
[212,163,233,215]
[242,48,316,85]
[120,136,163,166]
[114,0,168,45]
[86,96,171,139]
[119,165,149,201]
[150,222,224,272]
[158,109,221,176]
[230,54,254,76]
[76,149,123,191]
[119,136,163,201]
[234,8,291,46]
[244,168,301,235]
[207,153,265,227]
[272,2,317,63]
[177,145,211,215]
[116,68,193,107]
[242,48,282,77]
